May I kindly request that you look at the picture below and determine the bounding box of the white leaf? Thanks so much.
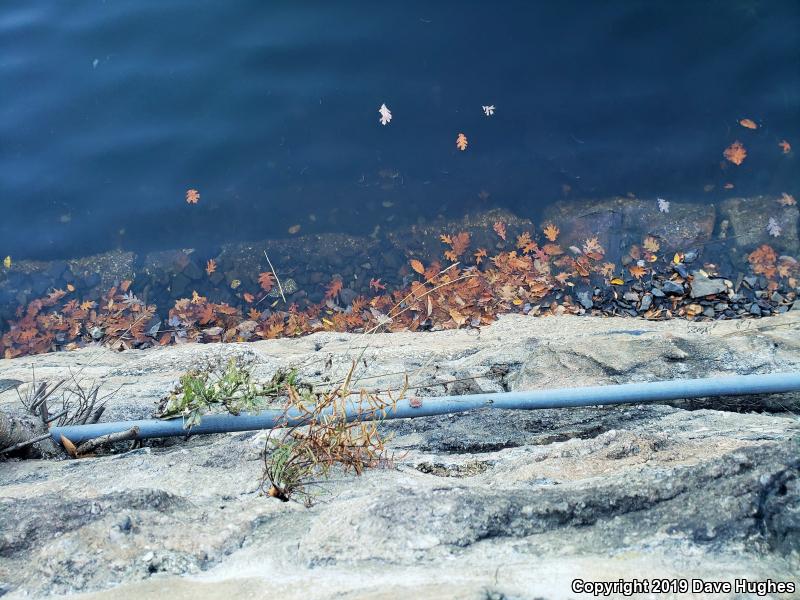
[657,198,670,213]
[378,103,392,126]
[767,217,782,237]
[482,105,495,116]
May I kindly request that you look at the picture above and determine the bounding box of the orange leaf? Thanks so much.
[258,272,274,292]
[739,118,757,130]
[474,248,487,264]
[325,277,343,299]
[205,259,217,276]
[243,292,254,303]
[778,192,796,206]
[186,189,200,204]
[723,141,747,165]
[248,308,262,320]
[493,221,507,240]
[456,133,468,151]
[409,259,425,274]
[543,223,559,242]
[778,140,791,154]
[629,264,647,279]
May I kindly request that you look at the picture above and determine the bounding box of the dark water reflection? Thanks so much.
[1,0,798,260]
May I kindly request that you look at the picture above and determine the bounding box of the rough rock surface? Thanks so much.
[1,312,799,599]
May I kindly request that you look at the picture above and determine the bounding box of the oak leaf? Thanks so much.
[723,141,746,165]
[474,248,487,264]
[493,221,507,240]
[325,277,343,299]
[779,140,791,154]
[582,237,604,255]
[205,259,217,276]
[258,272,274,292]
[456,133,468,151]
[778,193,796,206]
[543,223,559,242]
[186,189,200,204]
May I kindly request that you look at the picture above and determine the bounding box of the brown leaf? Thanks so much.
[493,221,507,240]
[456,133,468,151]
[60,434,78,458]
[409,259,425,274]
[739,118,757,130]
[542,223,560,242]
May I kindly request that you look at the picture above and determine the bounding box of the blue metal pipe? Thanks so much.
[49,372,800,445]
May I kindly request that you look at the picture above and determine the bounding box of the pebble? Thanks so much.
[662,281,684,295]
[639,294,653,311]
[577,291,593,310]
[673,263,689,278]
[623,291,639,302]
[749,304,762,316]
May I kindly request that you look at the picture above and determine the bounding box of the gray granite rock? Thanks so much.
[1,313,800,598]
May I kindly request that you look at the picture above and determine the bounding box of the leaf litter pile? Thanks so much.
[1,218,798,360]
[0,111,797,359]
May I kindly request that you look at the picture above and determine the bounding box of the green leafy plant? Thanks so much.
[156,357,299,428]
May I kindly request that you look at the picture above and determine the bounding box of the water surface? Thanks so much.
[1,0,798,260]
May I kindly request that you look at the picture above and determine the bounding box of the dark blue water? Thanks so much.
[2,0,798,260]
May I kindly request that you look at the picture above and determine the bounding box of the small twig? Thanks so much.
[0,432,52,455]
[263,250,287,304]
[44,408,69,424]
[75,426,140,455]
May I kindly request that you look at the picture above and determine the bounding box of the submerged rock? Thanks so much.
[689,272,727,298]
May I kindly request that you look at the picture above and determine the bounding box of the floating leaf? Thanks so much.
[243,292,255,303]
[657,198,670,213]
[778,193,796,207]
[723,141,747,165]
[474,248,487,264]
[2,256,11,269]
[369,278,386,291]
[493,221,507,240]
[205,259,217,276]
[739,118,757,130]
[287,224,301,235]
[456,133,468,151]
[778,140,791,154]
[186,189,200,204]
[378,103,392,126]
